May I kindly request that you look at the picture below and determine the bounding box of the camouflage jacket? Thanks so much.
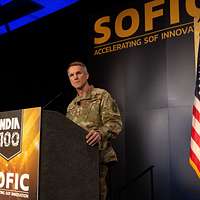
[66,86,122,163]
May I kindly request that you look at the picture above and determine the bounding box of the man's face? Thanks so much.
[68,65,89,89]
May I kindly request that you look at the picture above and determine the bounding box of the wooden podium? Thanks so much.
[39,110,99,200]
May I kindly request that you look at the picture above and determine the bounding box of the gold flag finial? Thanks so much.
[194,18,200,68]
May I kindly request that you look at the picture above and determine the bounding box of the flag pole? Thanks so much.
[189,17,200,179]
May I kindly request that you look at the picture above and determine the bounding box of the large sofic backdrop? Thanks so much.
[85,0,200,200]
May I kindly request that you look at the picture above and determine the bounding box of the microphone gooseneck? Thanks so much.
[43,91,63,109]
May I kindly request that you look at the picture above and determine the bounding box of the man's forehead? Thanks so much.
[68,65,83,73]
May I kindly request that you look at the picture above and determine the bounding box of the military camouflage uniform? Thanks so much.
[66,86,122,200]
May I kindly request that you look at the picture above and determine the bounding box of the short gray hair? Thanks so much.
[67,61,88,74]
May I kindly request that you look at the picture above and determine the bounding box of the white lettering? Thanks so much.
[0,172,29,192]
[6,173,14,189]
[0,118,20,131]
[20,174,29,192]
[0,132,20,147]
[0,172,5,188]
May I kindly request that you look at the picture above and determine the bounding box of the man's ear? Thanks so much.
[86,73,89,80]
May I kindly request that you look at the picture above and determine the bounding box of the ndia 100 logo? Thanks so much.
[0,110,22,161]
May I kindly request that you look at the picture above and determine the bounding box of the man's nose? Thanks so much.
[74,74,78,79]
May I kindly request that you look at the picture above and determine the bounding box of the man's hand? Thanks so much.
[86,130,102,146]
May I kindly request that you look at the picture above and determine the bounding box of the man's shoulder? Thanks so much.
[91,88,114,102]
[92,87,110,96]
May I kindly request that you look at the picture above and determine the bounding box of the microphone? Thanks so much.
[43,91,64,109]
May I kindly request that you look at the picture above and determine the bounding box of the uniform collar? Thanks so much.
[75,85,94,103]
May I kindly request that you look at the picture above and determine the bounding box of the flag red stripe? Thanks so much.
[190,148,200,172]
[193,105,200,121]
[191,127,200,146]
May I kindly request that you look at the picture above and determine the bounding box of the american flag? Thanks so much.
[189,38,200,178]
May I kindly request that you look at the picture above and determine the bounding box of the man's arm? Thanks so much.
[86,90,122,146]
[98,91,122,140]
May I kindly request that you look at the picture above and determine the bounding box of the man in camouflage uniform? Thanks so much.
[66,61,122,200]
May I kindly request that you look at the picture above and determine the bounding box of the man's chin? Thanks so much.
[74,85,83,89]
[73,82,87,90]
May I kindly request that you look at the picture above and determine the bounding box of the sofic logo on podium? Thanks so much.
[0,110,22,160]
[0,0,79,35]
